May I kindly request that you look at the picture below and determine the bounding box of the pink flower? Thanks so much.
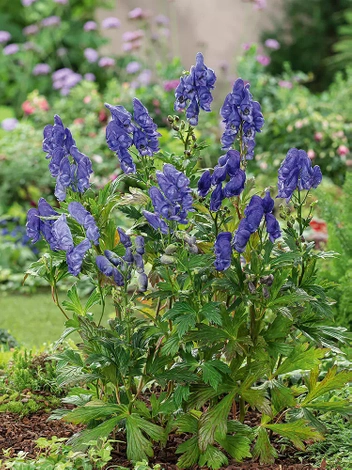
[128,7,147,19]
[314,132,323,142]
[337,145,349,156]
[242,42,251,51]
[265,38,280,50]
[307,150,316,160]
[163,79,180,91]
[278,80,292,89]
[22,101,35,115]
[102,17,121,29]
[84,21,97,31]
[83,96,92,104]
[98,57,115,68]
[256,54,271,66]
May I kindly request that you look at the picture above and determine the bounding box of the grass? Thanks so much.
[0,291,113,348]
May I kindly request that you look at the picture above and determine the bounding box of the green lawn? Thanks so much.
[0,291,113,348]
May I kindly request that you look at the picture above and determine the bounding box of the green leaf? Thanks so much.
[198,445,228,469]
[198,391,236,452]
[270,380,296,413]
[69,416,121,449]
[240,388,272,416]
[304,400,351,413]
[125,414,165,462]
[199,302,222,325]
[161,334,180,356]
[252,427,277,464]
[275,344,327,376]
[201,360,229,390]
[84,288,102,313]
[176,436,200,469]
[62,284,84,315]
[264,419,324,450]
[174,385,190,407]
[175,314,196,337]
[216,434,252,462]
[163,302,197,321]
[63,402,127,424]
[176,413,199,434]
[301,367,352,405]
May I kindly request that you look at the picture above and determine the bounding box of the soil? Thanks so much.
[0,410,323,469]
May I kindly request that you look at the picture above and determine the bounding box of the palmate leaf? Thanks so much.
[275,343,327,376]
[201,360,230,390]
[200,302,222,325]
[240,388,272,416]
[267,288,315,308]
[69,416,122,449]
[63,402,127,424]
[252,427,277,464]
[301,366,352,406]
[264,419,324,450]
[198,391,236,452]
[163,302,196,321]
[198,445,228,469]
[125,414,165,462]
[269,379,296,413]
[175,413,199,434]
[176,436,200,469]
[216,433,252,462]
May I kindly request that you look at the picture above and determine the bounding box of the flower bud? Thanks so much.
[188,244,198,254]
[248,281,256,294]
[160,254,175,265]
[167,115,174,123]
[262,286,270,298]
[165,244,178,254]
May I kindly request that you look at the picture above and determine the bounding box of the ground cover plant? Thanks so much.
[22,52,352,469]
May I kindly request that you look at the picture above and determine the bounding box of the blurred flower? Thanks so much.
[0,31,11,43]
[52,68,82,95]
[22,101,35,115]
[307,149,316,160]
[163,79,179,91]
[295,120,304,129]
[57,47,67,57]
[122,30,144,42]
[135,69,152,87]
[102,17,120,29]
[54,0,68,3]
[23,24,39,35]
[23,41,36,50]
[84,73,96,81]
[3,44,19,55]
[155,14,169,25]
[128,7,147,19]
[126,61,141,74]
[98,57,115,68]
[84,47,98,63]
[1,118,18,131]
[337,145,349,156]
[84,21,97,31]
[256,54,271,66]
[314,131,323,142]
[242,42,252,51]
[41,16,61,27]
[253,0,267,9]
[278,80,292,89]
[33,63,51,76]
[22,0,36,5]
[264,38,280,50]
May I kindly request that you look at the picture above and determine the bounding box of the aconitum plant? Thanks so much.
[25,53,350,470]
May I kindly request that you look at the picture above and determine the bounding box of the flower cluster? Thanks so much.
[96,229,147,291]
[174,52,216,126]
[143,164,193,233]
[277,148,323,200]
[42,115,93,201]
[214,232,232,271]
[220,78,264,159]
[105,98,160,174]
[233,191,281,253]
[198,150,246,211]
[26,200,99,275]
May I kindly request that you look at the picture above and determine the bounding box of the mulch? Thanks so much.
[0,410,323,469]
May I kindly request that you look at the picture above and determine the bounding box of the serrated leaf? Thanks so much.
[176,413,199,434]
[69,416,121,449]
[264,419,324,450]
[163,302,197,321]
[301,366,352,405]
[198,391,236,452]
[216,434,252,462]
[276,344,327,376]
[200,302,222,325]
[63,402,127,424]
[161,335,180,356]
[198,445,228,469]
[175,313,196,337]
[270,380,296,413]
[240,388,272,416]
[176,436,200,469]
[202,360,230,390]
[174,385,190,407]
[252,427,277,464]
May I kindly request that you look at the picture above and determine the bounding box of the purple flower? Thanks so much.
[84,21,97,31]
[233,191,281,253]
[254,0,267,9]
[41,16,61,27]
[0,31,11,43]
[117,227,132,248]
[84,48,98,63]
[26,209,40,243]
[52,68,82,94]
[54,0,68,3]
[256,54,271,66]
[101,17,120,29]
[3,44,19,55]
[126,61,141,74]
[37,198,59,250]
[1,118,18,131]
[278,80,293,89]
[23,24,39,35]
[214,232,232,271]
[133,97,160,137]
[210,183,224,212]
[198,170,212,197]
[277,148,322,200]
[264,38,280,50]
[155,14,169,25]
[98,57,115,68]
[128,7,147,19]
[122,30,144,42]
[164,79,180,91]
[84,73,96,81]
[52,214,74,251]
[174,52,216,126]
[96,255,124,286]
[143,210,168,234]
[134,69,152,87]
[68,202,99,245]
[33,63,51,76]
[138,272,148,292]
[135,236,145,255]
[220,78,264,159]
[22,0,36,5]
[67,238,91,276]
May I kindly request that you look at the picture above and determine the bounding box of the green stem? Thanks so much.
[239,397,246,423]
